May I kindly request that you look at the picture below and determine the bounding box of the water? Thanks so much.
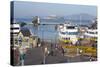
[16,18,91,43]
[24,22,58,43]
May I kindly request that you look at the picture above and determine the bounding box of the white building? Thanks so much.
[11,23,20,47]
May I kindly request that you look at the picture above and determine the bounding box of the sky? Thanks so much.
[13,1,97,18]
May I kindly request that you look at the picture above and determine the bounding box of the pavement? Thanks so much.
[24,47,68,65]
[22,47,97,66]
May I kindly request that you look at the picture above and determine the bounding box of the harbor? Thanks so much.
[10,1,97,66]
[11,16,97,66]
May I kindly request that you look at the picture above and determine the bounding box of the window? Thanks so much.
[68,32,78,35]
[26,39,29,42]
[61,32,78,35]
[87,31,97,34]
[18,36,22,45]
[15,39,18,45]
[61,32,66,35]
[67,26,75,29]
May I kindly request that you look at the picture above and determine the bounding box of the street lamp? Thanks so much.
[43,47,48,64]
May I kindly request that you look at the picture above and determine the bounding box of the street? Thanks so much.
[21,47,96,65]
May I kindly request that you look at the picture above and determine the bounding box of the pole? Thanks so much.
[21,59,24,66]
[76,48,79,56]
[43,51,45,64]
[80,15,81,26]
[43,47,47,64]
[42,29,45,64]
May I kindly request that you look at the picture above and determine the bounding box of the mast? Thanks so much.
[80,15,81,26]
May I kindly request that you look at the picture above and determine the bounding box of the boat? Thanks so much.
[84,19,97,42]
[84,28,97,41]
[58,23,78,45]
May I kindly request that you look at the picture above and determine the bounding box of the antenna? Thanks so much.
[80,15,81,26]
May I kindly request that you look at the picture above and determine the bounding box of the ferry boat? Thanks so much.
[58,23,78,44]
[84,19,97,41]
[84,28,97,41]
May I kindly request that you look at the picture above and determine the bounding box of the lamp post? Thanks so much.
[43,47,47,64]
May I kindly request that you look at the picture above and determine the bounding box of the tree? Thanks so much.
[20,22,27,27]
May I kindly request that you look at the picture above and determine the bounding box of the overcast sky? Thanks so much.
[13,1,97,18]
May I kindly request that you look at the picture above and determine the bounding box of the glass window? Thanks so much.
[61,32,66,35]
[67,26,75,29]
[18,36,22,45]
[61,32,78,35]
[26,39,29,42]
[67,32,78,35]
[15,39,18,44]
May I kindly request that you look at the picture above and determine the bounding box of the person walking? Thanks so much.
[61,46,64,56]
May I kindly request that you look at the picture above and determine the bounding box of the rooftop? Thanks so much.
[20,27,31,37]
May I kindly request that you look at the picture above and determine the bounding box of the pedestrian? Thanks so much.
[61,47,64,56]
[50,50,54,56]
[19,47,26,65]
[51,43,53,49]
[55,44,58,50]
